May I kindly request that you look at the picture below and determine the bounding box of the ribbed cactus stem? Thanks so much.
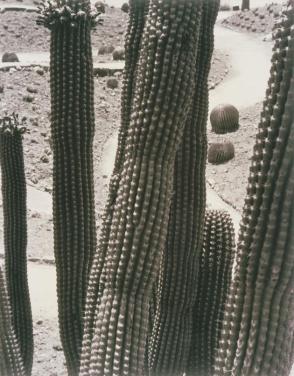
[147,2,219,375]
[0,114,33,376]
[0,266,25,376]
[187,210,235,376]
[215,3,294,375]
[80,2,203,375]
[37,2,99,374]
[80,3,149,369]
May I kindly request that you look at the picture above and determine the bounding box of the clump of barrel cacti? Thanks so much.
[210,104,239,134]
[187,210,235,376]
[0,266,25,376]
[0,114,33,376]
[80,1,204,375]
[215,3,294,375]
[208,141,235,164]
[37,1,101,374]
[146,2,220,375]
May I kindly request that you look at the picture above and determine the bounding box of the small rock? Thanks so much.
[23,95,35,103]
[112,47,125,61]
[30,176,38,184]
[2,52,19,63]
[30,211,41,219]
[41,155,49,163]
[107,78,119,89]
[36,68,44,76]
[0,85,3,94]
[53,344,63,352]
[36,319,43,325]
[27,86,38,94]
[102,175,108,179]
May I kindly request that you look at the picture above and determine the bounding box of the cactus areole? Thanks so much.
[37,1,101,374]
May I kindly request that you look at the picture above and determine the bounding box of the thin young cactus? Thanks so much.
[187,210,235,376]
[0,265,25,376]
[80,1,203,375]
[215,3,294,375]
[37,1,101,374]
[0,114,33,376]
[146,2,219,375]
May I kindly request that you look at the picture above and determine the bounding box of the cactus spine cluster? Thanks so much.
[0,115,33,376]
[146,2,219,375]
[80,1,204,374]
[37,1,100,374]
[0,266,26,376]
[215,3,294,375]
[187,210,235,376]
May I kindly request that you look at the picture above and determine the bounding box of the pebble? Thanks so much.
[27,86,38,94]
[41,155,49,163]
[53,344,63,352]
[23,94,35,103]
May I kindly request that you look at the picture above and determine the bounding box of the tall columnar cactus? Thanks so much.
[146,2,219,375]
[187,210,235,376]
[215,3,294,375]
[80,1,148,370]
[0,115,33,376]
[0,266,25,376]
[80,1,203,375]
[37,2,100,374]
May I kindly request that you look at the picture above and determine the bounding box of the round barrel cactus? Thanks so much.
[210,104,239,134]
[208,141,235,164]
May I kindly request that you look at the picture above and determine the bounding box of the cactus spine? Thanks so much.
[215,3,294,375]
[187,210,235,376]
[0,115,33,376]
[146,2,219,375]
[80,1,203,374]
[80,1,148,371]
[0,266,25,376]
[37,2,100,374]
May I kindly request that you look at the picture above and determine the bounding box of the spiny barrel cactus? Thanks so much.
[37,1,100,374]
[80,1,203,375]
[215,3,294,375]
[80,1,148,372]
[210,104,239,134]
[0,114,33,376]
[0,266,25,376]
[208,141,235,164]
[187,210,235,376]
[146,2,220,375]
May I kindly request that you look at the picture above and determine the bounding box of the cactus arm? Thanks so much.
[0,115,33,376]
[37,2,99,374]
[80,1,202,374]
[215,3,294,375]
[146,2,219,375]
[0,266,26,376]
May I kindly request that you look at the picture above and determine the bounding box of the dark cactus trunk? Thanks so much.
[0,266,25,376]
[187,210,235,376]
[241,0,250,10]
[80,1,203,375]
[146,2,219,375]
[215,3,294,375]
[37,2,99,374]
[0,115,33,376]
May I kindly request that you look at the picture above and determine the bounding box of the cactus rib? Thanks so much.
[0,115,33,376]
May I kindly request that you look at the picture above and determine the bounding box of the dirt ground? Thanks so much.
[220,4,282,35]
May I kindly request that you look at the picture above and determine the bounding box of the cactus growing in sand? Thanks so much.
[187,210,235,376]
[208,141,235,164]
[210,104,239,134]
[0,115,33,376]
[37,1,101,374]
[215,3,294,375]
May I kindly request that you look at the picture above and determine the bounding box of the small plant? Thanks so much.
[121,2,129,13]
[208,141,235,164]
[112,46,125,60]
[210,103,239,134]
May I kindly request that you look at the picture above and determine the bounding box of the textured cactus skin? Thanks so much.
[146,2,220,375]
[187,210,235,376]
[210,104,239,134]
[80,2,203,375]
[215,3,294,375]
[0,115,33,376]
[208,141,235,164]
[0,266,25,376]
[37,2,99,374]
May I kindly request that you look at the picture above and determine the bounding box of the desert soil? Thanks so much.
[0,4,269,376]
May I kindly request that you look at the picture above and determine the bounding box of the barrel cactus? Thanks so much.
[146,1,220,375]
[210,104,239,134]
[187,210,235,376]
[0,266,25,376]
[37,1,101,374]
[0,114,33,376]
[215,3,294,375]
[80,1,204,375]
[208,141,235,164]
